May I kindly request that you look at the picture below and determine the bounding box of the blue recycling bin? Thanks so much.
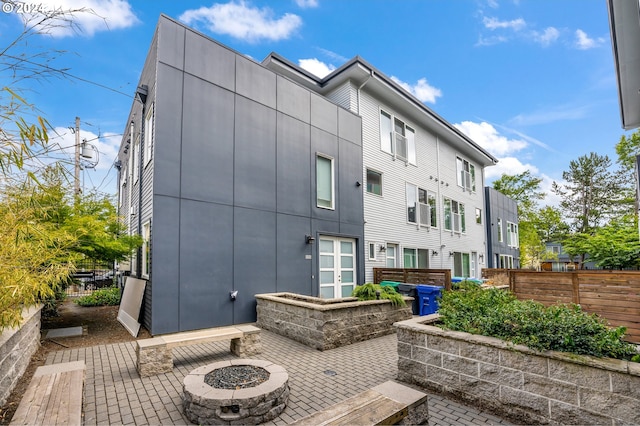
[416,285,444,316]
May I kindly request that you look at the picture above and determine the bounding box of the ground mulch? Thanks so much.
[0,299,151,425]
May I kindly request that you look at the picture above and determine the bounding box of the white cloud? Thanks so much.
[298,58,335,78]
[294,0,318,8]
[390,76,442,104]
[455,121,527,157]
[22,0,139,38]
[483,16,526,31]
[509,103,591,126]
[179,1,302,43]
[532,27,560,47]
[574,29,605,50]
[539,174,563,207]
[485,156,539,180]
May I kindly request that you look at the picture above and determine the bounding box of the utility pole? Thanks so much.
[74,116,81,196]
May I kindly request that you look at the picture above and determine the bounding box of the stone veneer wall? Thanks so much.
[256,293,412,351]
[0,305,42,406]
[395,316,640,425]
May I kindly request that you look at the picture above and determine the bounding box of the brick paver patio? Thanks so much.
[44,329,513,425]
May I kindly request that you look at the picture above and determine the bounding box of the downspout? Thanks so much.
[137,111,144,278]
[356,69,373,115]
[436,135,444,269]
[357,70,373,283]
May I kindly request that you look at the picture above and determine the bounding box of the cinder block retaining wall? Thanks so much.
[395,317,640,425]
[0,305,41,406]
[256,293,412,351]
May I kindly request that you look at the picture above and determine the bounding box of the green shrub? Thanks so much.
[74,287,121,307]
[351,283,406,307]
[438,284,638,361]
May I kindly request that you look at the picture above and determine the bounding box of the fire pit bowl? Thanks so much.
[182,359,289,425]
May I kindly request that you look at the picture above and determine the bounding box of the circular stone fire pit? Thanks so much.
[182,359,289,425]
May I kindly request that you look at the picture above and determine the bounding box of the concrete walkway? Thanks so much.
[44,329,513,425]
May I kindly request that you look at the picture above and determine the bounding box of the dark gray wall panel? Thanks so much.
[338,108,362,146]
[233,208,277,323]
[184,30,235,91]
[234,96,277,210]
[310,127,339,221]
[338,140,364,225]
[277,75,310,123]
[276,213,313,294]
[157,17,185,70]
[179,199,234,331]
[236,56,276,109]
[310,93,337,135]
[276,113,311,216]
[154,64,183,198]
[150,195,180,335]
[181,75,235,204]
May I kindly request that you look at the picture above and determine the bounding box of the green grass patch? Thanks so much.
[74,287,121,307]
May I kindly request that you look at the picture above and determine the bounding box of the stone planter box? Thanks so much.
[256,293,412,351]
[395,316,640,425]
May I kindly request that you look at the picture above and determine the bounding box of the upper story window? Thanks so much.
[443,197,465,233]
[366,169,382,195]
[380,110,416,165]
[142,221,151,279]
[456,156,476,192]
[133,135,140,184]
[406,184,437,228]
[316,154,334,209]
[507,222,519,248]
[497,217,504,242]
[475,208,482,224]
[144,103,154,167]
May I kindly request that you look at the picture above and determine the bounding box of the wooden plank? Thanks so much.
[66,369,84,425]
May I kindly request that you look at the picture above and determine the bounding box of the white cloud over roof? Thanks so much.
[455,121,527,157]
[180,1,302,43]
[390,76,442,104]
[298,58,336,78]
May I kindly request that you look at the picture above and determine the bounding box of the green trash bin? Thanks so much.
[379,281,401,292]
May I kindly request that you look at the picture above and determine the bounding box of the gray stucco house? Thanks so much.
[117,15,364,335]
[484,187,519,269]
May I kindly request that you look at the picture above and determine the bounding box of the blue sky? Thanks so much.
[1,0,627,205]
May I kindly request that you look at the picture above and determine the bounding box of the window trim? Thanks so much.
[507,221,519,248]
[379,109,417,165]
[316,154,335,210]
[133,134,140,184]
[368,243,376,261]
[456,155,476,192]
[366,168,382,196]
[475,208,482,225]
[144,103,154,167]
[406,183,437,228]
[141,221,151,279]
[497,218,504,242]
[443,197,465,233]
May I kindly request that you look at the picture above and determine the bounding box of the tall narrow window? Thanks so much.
[366,169,382,195]
[475,208,482,224]
[368,243,376,260]
[380,111,393,154]
[133,135,140,184]
[444,197,452,231]
[406,183,417,223]
[497,218,504,242]
[144,104,154,166]
[444,198,465,233]
[316,155,334,209]
[386,244,397,267]
[456,156,476,192]
[142,221,151,278]
[406,127,416,165]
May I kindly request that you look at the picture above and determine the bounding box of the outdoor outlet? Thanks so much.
[230,290,238,301]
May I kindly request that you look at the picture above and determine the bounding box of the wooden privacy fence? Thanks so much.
[483,269,640,344]
[373,268,452,291]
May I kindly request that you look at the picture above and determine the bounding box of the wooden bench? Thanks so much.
[10,361,85,426]
[136,324,262,377]
[291,380,429,425]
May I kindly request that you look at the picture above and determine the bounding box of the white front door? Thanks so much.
[319,237,356,298]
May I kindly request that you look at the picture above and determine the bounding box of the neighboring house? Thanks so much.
[263,54,498,280]
[484,187,519,269]
[117,15,364,335]
[540,242,598,271]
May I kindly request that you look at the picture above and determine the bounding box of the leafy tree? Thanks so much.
[572,216,640,270]
[552,153,626,234]
[615,131,640,172]
[492,171,544,221]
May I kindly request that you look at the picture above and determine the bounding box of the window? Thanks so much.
[456,156,476,192]
[119,164,127,207]
[551,246,560,254]
[443,197,465,233]
[366,169,382,195]
[368,243,376,260]
[144,103,154,166]
[407,184,437,227]
[475,208,482,224]
[404,248,429,268]
[498,254,514,269]
[316,155,334,209]
[133,135,140,184]
[453,252,470,277]
[507,222,519,248]
[380,110,416,165]
[142,221,151,278]
[497,218,504,242]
